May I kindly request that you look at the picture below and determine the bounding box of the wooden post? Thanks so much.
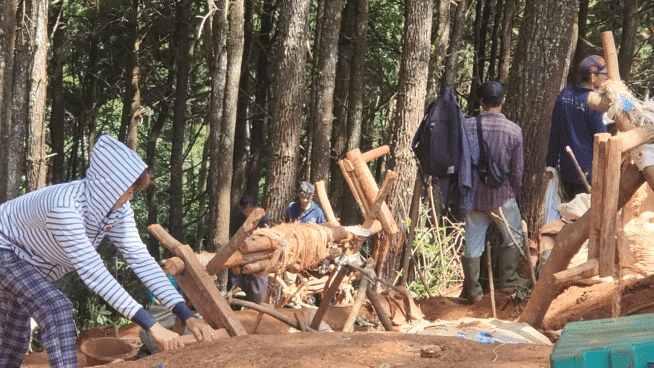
[314,180,340,225]
[309,266,349,330]
[589,133,610,261]
[598,137,621,276]
[601,31,620,81]
[148,224,247,337]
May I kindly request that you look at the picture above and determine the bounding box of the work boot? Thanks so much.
[458,257,483,304]
[498,246,531,293]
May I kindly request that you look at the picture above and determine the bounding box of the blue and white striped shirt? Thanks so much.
[0,135,184,322]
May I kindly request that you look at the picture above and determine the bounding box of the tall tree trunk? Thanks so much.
[330,0,356,219]
[262,0,311,222]
[25,0,49,191]
[245,0,274,200]
[345,0,368,152]
[467,0,492,115]
[231,0,254,207]
[0,0,17,203]
[215,0,245,256]
[441,0,467,89]
[119,0,142,150]
[170,0,193,242]
[426,0,451,101]
[503,0,579,234]
[498,0,515,82]
[309,0,342,186]
[384,0,432,280]
[568,0,589,85]
[487,0,502,80]
[146,103,169,260]
[49,0,66,184]
[618,0,638,83]
[206,0,228,250]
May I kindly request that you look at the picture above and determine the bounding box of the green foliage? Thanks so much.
[404,205,465,299]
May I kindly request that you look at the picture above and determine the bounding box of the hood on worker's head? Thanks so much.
[86,134,147,214]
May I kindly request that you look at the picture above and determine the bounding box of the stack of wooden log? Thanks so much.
[221,222,355,277]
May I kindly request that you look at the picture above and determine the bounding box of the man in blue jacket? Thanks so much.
[546,55,609,200]
[284,182,326,224]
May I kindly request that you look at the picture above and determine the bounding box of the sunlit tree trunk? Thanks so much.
[262,0,311,222]
[310,0,342,187]
[384,0,432,280]
[0,0,17,203]
[426,0,450,102]
[503,0,579,234]
[441,0,467,89]
[119,0,142,150]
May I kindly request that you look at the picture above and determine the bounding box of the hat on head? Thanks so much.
[478,80,504,106]
[578,55,607,79]
[299,181,315,195]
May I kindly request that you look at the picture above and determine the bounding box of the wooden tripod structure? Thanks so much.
[148,146,401,335]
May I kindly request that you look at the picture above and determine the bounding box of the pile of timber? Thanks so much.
[221,222,354,277]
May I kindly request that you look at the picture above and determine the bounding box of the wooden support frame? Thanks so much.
[149,224,247,337]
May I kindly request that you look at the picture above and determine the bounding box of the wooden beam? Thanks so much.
[360,145,390,163]
[362,170,398,228]
[314,180,340,225]
[598,137,621,277]
[553,259,599,286]
[589,133,610,261]
[148,224,247,337]
[205,208,265,275]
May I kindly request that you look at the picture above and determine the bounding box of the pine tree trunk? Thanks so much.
[384,0,433,279]
[25,0,49,192]
[0,0,17,203]
[215,0,245,251]
[49,1,66,184]
[309,0,342,186]
[503,0,579,234]
[119,0,141,151]
[618,0,639,83]
[262,0,311,222]
[170,0,193,242]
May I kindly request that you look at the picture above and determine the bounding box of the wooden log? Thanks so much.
[598,137,621,277]
[242,259,270,274]
[366,287,396,332]
[222,250,272,269]
[345,149,399,235]
[601,31,620,81]
[338,158,369,218]
[148,224,247,336]
[362,170,397,228]
[342,276,369,332]
[360,145,390,163]
[519,162,645,328]
[229,298,317,332]
[310,266,349,330]
[314,180,340,225]
[242,235,275,253]
[164,257,186,276]
[205,208,265,275]
[589,133,610,261]
[553,259,599,286]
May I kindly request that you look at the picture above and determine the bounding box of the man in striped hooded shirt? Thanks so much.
[0,135,216,367]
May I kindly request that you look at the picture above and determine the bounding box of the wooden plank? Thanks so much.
[588,133,610,260]
[553,259,599,286]
[345,148,399,235]
[598,137,621,277]
[362,170,397,228]
[206,208,265,275]
[175,245,247,336]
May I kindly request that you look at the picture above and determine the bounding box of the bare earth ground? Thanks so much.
[23,274,654,368]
